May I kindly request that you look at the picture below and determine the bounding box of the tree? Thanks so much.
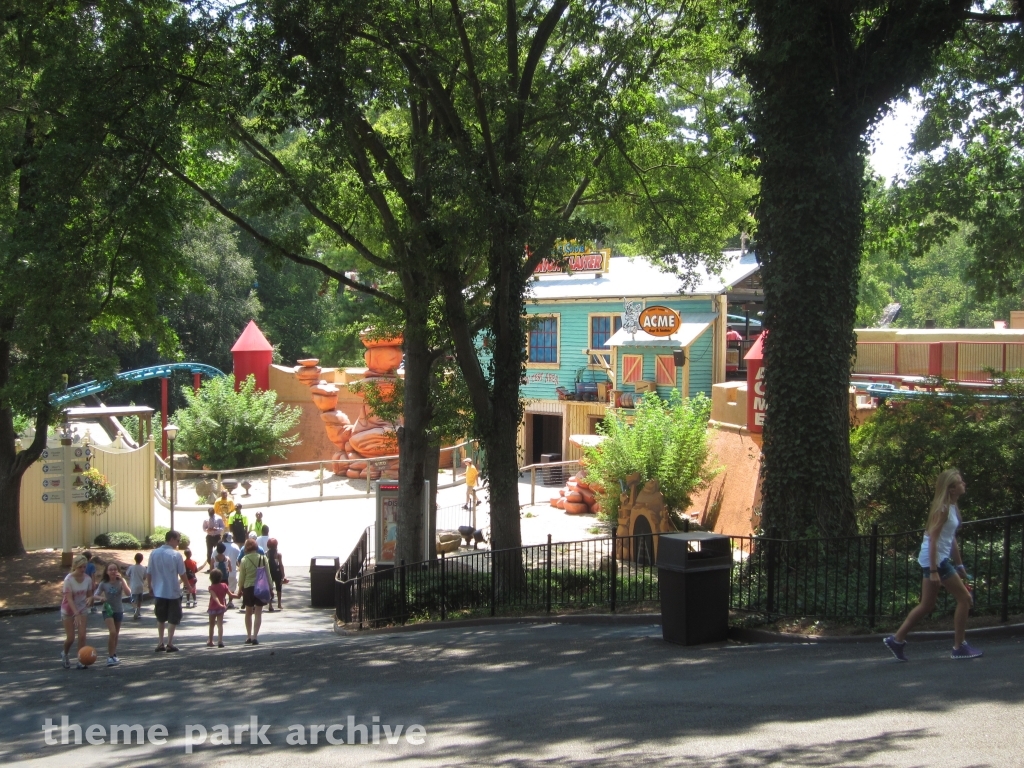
[885,7,1024,301]
[167,1,748,567]
[174,374,300,469]
[742,1,995,537]
[114,216,262,381]
[852,379,1024,531]
[418,0,751,556]
[0,0,197,555]
[857,174,1024,329]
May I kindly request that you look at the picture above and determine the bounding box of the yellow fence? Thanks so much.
[856,341,1024,381]
[20,442,155,551]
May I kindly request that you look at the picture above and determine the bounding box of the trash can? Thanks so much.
[310,557,340,608]
[539,453,562,485]
[657,532,732,645]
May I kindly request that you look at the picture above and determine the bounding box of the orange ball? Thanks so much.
[77,646,97,666]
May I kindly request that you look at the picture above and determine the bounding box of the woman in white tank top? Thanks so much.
[883,469,982,661]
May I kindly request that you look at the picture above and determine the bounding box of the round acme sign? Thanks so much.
[638,306,681,337]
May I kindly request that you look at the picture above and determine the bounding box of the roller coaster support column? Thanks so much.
[161,376,169,459]
[193,373,201,392]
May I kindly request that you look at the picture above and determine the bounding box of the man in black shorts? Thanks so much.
[146,530,189,652]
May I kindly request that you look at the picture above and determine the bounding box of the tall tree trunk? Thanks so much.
[746,0,968,537]
[482,272,525,554]
[0,395,50,557]
[440,257,524,553]
[747,6,864,538]
[396,300,435,567]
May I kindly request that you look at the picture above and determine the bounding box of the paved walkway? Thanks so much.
[0,597,1021,767]
[158,473,601,567]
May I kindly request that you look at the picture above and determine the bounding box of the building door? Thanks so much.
[530,414,563,464]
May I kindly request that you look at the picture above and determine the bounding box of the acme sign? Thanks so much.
[637,306,681,337]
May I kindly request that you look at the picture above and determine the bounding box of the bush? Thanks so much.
[93,532,142,549]
[851,375,1024,532]
[173,374,300,469]
[147,527,190,550]
[584,391,717,526]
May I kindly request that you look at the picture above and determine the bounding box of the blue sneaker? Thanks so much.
[883,635,908,662]
[951,641,983,659]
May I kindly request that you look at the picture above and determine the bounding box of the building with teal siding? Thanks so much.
[519,249,761,466]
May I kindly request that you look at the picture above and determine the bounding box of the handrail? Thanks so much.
[519,458,582,472]
[156,439,478,476]
[154,440,479,510]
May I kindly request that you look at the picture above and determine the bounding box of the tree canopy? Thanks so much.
[0,0,198,554]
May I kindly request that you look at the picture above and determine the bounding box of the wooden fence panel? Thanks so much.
[20,441,154,550]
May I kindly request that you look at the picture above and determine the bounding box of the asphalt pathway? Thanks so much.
[1,587,1022,767]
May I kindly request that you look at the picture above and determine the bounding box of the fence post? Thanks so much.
[530,467,536,506]
[546,534,552,614]
[400,559,407,626]
[1001,516,1012,623]
[490,547,497,617]
[765,538,776,615]
[867,524,878,629]
[610,528,617,613]
[319,461,324,498]
[440,551,447,622]
[357,573,363,630]
[267,468,272,503]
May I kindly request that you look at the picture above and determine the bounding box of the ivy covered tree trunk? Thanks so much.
[745,0,968,537]
[746,12,865,538]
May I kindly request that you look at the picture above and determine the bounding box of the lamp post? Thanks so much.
[164,424,179,535]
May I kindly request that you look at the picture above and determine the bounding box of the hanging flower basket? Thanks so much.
[77,468,114,515]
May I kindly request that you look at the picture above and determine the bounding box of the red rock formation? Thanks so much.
[301,335,404,479]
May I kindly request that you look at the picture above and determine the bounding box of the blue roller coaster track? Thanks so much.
[50,363,225,408]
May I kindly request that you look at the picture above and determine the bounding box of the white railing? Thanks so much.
[521,459,583,507]
[155,440,478,511]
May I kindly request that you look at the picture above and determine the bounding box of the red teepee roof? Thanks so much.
[231,320,274,352]
[744,332,764,362]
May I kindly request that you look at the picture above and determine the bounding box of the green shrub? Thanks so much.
[584,391,717,526]
[173,374,300,469]
[93,532,142,549]
[147,526,190,549]
[851,375,1024,531]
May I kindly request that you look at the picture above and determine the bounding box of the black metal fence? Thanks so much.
[335,514,1024,629]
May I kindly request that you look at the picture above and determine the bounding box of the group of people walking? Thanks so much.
[60,502,288,670]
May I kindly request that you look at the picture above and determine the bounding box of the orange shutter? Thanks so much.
[622,355,643,384]
[656,355,676,386]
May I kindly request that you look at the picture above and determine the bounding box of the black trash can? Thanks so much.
[539,453,562,485]
[310,557,340,608]
[657,532,732,645]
